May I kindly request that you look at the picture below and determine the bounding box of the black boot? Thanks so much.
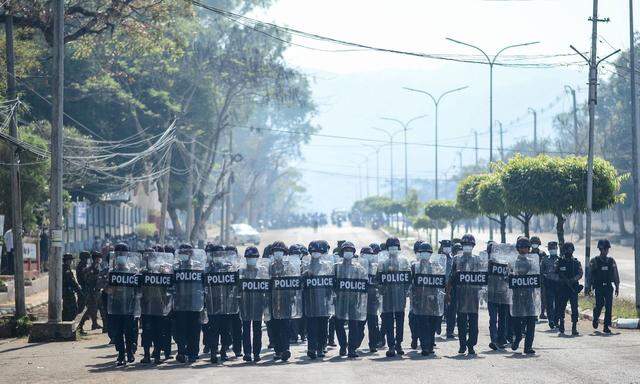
[141,348,151,364]
[116,351,126,366]
[571,322,579,336]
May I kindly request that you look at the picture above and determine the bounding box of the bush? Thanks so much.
[135,222,157,238]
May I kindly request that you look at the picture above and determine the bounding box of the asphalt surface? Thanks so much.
[1,225,638,384]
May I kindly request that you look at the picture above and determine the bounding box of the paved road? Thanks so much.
[1,225,638,384]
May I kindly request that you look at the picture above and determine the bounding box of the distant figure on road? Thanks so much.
[587,239,620,334]
[554,242,583,336]
[62,253,81,321]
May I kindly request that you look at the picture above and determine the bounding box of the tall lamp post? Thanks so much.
[363,143,388,196]
[372,126,404,200]
[380,115,428,199]
[403,86,467,201]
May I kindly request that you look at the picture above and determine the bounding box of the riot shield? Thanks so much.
[140,251,174,316]
[269,255,303,319]
[411,254,446,317]
[173,248,206,312]
[452,252,488,314]
[107,252,141,316]
[239,258,270,321]
[361,253,380,316]
[487,244,516,305]
[334,258,368,321]
[302,254,335,317]
[376,252,411,313]
[205,250,240,315]
[509,253,541,317]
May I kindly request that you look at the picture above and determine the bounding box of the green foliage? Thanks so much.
[476,173,508,217]
[500,154,552,218]
[424,200,464,225]
[412,215,445,230]
[135,222,158,238]
[455,174,487,216]
[403,189,421,218]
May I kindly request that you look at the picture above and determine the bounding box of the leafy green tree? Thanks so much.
[476,173,509,243]
[424,199,465,239]
[455,174,486,217]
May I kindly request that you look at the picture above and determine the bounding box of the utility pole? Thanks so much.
[159,147,172,244]
[570,0,619,292]
[185,138,195,241]
[404,86,468,204]
[373,127,404,200]
[629,0,640,315]
[5,10,26,318]
[498,121,505,161]
[474,131,479,166]
[566,85,584,238]
[458,151,463,171]
[224,130,233,244]
[48,0,65,323]
[528,107,538,154]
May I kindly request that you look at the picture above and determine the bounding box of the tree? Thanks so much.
[500,155,551,237]
[476,173,509,243]
[455,174,486,217]
[424,199,465,240]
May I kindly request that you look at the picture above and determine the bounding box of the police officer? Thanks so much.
[334,241,368,358]
[269,241,302,361]
[487,241,510,350]
[530,236,546,319]
[409,240,423,350]
[378,237,411,357]
[106,244,140,366]
[162,244,176,360]
[225,245,244,357]
[411,242,446,355]
[555,242,583,336]
[173,244,206,363]
[540,241,560,329]
[76,251,91,315]
[62,253,81,322]
[303,241,334,359]
[262,244,275,350]
[239,246,269,362]
[363,246,381,352]
[440,239,456,339]
[447,234,485,355]
[79,251,103,333]
[588,239,620,334]
[510,237,539,354]
[139,249,174,364]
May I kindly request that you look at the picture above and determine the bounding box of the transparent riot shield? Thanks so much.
[107,252,141,316]
[509,253,541,317]
[239,258,270,321]
[173,248,206,312]
[140,251,174,316]
[334,258,368,321]
[411,254,446,317]
[269,254,303,319]
[361,253,380,316]
[205,250,240,315]
[376,251,411,313]
[302,254,335,317]
[452,252,488,314]
[487,244,516,305]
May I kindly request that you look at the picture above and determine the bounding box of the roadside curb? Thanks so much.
[566,308,640,329]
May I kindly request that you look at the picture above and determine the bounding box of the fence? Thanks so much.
[63,202,144,253]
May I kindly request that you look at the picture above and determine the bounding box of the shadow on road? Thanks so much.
[0,342,44,354]
[505,353,539,359]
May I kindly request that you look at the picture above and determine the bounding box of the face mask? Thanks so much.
[273,251,284,260]
[532,244,539,249]
[247,258,258,266]
[549,249,557,256]
[343,252,354,260]
[417,252,431,260]
[443,247,452,254]
[311,252,322,259]
[462,245,473,253]
[178,254,189,262]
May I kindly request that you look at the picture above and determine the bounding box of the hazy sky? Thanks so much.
[251,0,636,212]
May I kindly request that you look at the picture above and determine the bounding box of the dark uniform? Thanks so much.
[540,242,559,329]
[555,242,583,336]
[62,253,82,321]
[529,236,546,318]
[76,251,90,315]
[588,239,620,333]
[510,238,539,354]
[79,252,102,331]
[442,240,457,338]
[364,244,381,352]
[487,242,511,350]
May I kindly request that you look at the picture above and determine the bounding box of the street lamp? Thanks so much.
[403,86,468,201]
[372,126,404,200]
[380,115,428,199]
[445,38,539,166]
[353,153,370,199]
[363,143,388,196]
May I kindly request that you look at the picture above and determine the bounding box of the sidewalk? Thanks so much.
[0,273,49,316]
